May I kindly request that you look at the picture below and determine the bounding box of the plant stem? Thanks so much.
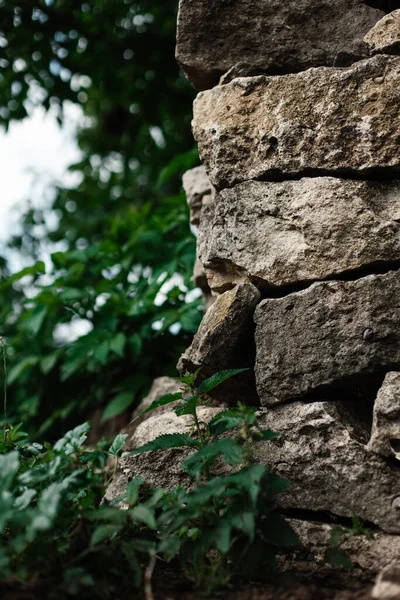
[0,337,7,442]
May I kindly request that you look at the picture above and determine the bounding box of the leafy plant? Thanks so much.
[129,369,299,593]
[325,516,375,570]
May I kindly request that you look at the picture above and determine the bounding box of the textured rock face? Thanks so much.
[182,166,214,227]
[289,519,400,575]
[256,403,400,534]
[107,401,400,533]
[368,372,400,458]
[178,283,261,404]
[254,270,400,405]
[198,178,400,292]
[176,0,384,90]
[365,9,400,55]
[372,563,400,599]
[193,55,400,189]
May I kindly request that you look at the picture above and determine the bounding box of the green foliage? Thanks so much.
[0,0,200,440]
[325,516,374,570]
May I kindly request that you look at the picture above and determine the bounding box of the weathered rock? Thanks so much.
[193,55,400,189]
[372,563,400,599]
[106,401,400,533]
[119,377,183,452]
[365,9,400,55]
[255,402,400,534]
[105,407,222,500]
[288,519,400,575]
[198,178,400,292]
[368,372,400,458]
[178,283,261,404]
[176,0,384,90]
[193,259,215,310]
[182,166,214,227]
[254,270,400,405]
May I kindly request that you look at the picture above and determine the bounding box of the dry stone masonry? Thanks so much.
[108,1,400,585]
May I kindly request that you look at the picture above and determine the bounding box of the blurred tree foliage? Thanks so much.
[0,0,201,440]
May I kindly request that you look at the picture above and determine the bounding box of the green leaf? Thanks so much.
[94,340,110,365]
[40,352,59,375]
[122,543,141,588]
[130,505,156,529]
[102,393,133,422]
[108,433,128,456]
[0,452,20,488]
[230,511,255,541]
[7,357,39,386]
[23,305,48,336]
[214,520,232,554]
[197,369,249,394]
[53,422,91,455]
[7,260,45,286]
[158,536,181,561]
[129,433,199,456]
[182,439,243,478]
[254,429,279,442]
[91,524,121,546]
[208,414,243,435]
[14,489,37,511]
[126,477,145,507]
[325,548,353,570]
[130,392,182,423]
[174,395,199,417]
[110,332,126,357]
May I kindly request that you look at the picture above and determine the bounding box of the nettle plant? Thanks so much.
[122,368,300,592]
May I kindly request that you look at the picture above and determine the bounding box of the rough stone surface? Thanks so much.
[106,402,400,533]
[193,259,215,310]
[176,0,384,90]
[182,166,214,227]
[254,270,400,405]
[198,178,400,292]
[105,407,222,502]
[255,402,400,534]
[193,55,400,189]
[178,283,261,405]
[365,9,400,55]
[288,519,400,575]
[372,563,400,599]
[368,372,400,458]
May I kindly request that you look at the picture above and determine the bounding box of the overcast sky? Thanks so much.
[0,103,81,254]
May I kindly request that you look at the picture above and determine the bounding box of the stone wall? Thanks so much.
[108,2,400,584]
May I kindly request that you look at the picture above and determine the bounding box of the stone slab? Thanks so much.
[198,178,400,292]
[176,0,383,90]
[193,55,400,189]
[254,270,400,405]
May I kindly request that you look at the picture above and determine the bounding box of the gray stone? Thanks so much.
[178,283,261,404]
[106,401,400,534]
[255,402,400,534]
[368,372,400,458]
[176,0,384,90]
[365,9,400,55]
[372,563,400,599]
[288,519,400,575]
[182,166,214,227]
[193,55,400,189]
[198,178,400,292]
[105,407,223,501]
[193,259,215,310]
[124,377,183,451]
[254,270,400,405]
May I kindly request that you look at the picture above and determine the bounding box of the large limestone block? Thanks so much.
[254,270,400,405]
[106,401,400,533]
[255,402,400,533]
[193,55,400,189]
[198,178,400,292]
[178,283,261,405]
[365,9,400,55]
[368,372,400,458]
[176,0,384,90]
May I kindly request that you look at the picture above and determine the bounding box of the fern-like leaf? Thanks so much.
[128,433,199,456]
[130,392,182,423]
[197,369,249,394]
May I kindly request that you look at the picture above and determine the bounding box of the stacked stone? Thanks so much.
[177,0,400,579]
[108,1,400,583]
